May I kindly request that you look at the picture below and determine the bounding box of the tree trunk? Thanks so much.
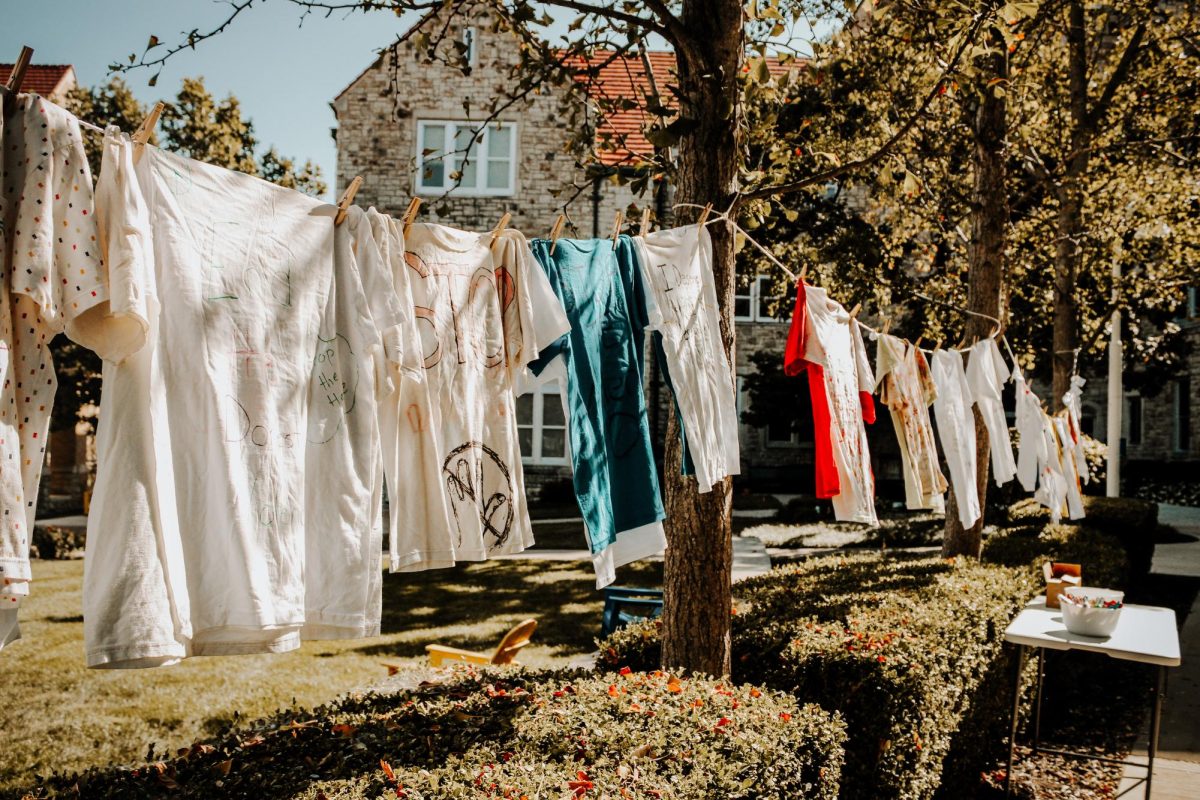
[1052,0,1091,408]
[942,1,1008,558]
[659,0,743,676]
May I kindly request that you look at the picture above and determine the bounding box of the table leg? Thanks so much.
[1032,647,1046,750]
[1146,665,1165,799]
[1006,645,1026,798]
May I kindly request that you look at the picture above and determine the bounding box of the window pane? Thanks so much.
[735,296,751,318]
[516,394,533,424]
[766,420,793,443]
[453,126,477,188]
[518,427,533,458]
[420,125,446,187]
[543,395,565,426]
[486,160,510,190]
[422,124,445,153]
[490,125,513,155]
[542,428,566,458]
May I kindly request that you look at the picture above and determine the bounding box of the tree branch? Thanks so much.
[1085,10,1149,132]
[742,9,991,201]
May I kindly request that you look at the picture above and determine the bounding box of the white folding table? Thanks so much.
[1003,596,1181,798]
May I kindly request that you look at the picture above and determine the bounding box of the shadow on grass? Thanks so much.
[349,559,663,660]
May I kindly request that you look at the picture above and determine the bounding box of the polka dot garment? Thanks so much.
[1,89,109,650]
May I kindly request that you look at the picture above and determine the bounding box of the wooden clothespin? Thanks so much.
[914,335,924,349]
[882,318,892,335]
[696,203,712,229]
[549,214,566,254]
[848,302,862,319]
[640,206,652,235]
[935,337,945,351]
[131,101,164,163]
[490,211,512,246]
[5,46,32,93]
[611,210,623,250]
[2,46,33,117]
[334,176,363,226]
[401,197,423,237]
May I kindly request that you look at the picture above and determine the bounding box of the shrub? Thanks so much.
[19,670,845,800]
[1005,496,1157,533]
[982,523,1130,589]
[601,553,1039,800]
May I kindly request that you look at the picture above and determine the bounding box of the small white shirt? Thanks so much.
[965,338,1017,486]
[633,225,740,493]
[931,349,981,528]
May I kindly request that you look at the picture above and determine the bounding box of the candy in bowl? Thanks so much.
[1060,586,1124,638]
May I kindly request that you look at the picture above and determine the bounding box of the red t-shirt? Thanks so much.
[783,282,875,499]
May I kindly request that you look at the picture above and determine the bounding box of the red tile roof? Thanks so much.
[0,63,75,99]
[568,51,795,166]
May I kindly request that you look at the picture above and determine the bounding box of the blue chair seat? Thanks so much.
[601,586,664,637]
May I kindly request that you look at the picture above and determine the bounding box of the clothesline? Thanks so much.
[73,108,1047,376]
[673,202,1000,358]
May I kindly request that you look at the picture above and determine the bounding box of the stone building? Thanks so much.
[331,15,813,493]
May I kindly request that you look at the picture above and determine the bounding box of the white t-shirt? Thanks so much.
[965,338,1017,486]
[874,334,946,511]
[931,349,981,528]
[1012,366,1044,494]
[382,223,568,571]
[0,93,111,650]
[633,225,740,494]
[84,143,335,666]
[301,205,412,640]
[800,286,877,525]
[1062,375,1090,485]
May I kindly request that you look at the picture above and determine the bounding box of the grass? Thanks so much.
[0,555,661,793]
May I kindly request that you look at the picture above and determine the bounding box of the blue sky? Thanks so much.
[2,0,425,199]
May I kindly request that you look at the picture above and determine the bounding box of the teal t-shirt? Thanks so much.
[528,236,665,554]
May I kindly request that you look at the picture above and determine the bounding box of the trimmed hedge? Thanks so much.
[601,554,1038,800]
[17,670,844,800]
[982,523,1131,589]
[1005,496,1158,533]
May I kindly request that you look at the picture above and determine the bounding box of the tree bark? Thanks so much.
[942,1,1008,558]
[659,0,743,676]
[1052,0,1091,408]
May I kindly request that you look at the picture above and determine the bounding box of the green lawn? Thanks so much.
[0,555,661,792]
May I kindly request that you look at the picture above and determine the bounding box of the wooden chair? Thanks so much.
[425,619,538,667]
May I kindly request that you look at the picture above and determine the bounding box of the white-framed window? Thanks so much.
[516,382,569,466]
[1174,378,1191,453]
[1125,393,1143,446]
[734,274,786,323]
[416,120,517,196]
[765,417,799,447]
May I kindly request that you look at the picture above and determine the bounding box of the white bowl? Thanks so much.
[1060,587,1124,638]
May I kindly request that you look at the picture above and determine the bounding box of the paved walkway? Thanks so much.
[1118,504,1200,798]
[496,533,774,583]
